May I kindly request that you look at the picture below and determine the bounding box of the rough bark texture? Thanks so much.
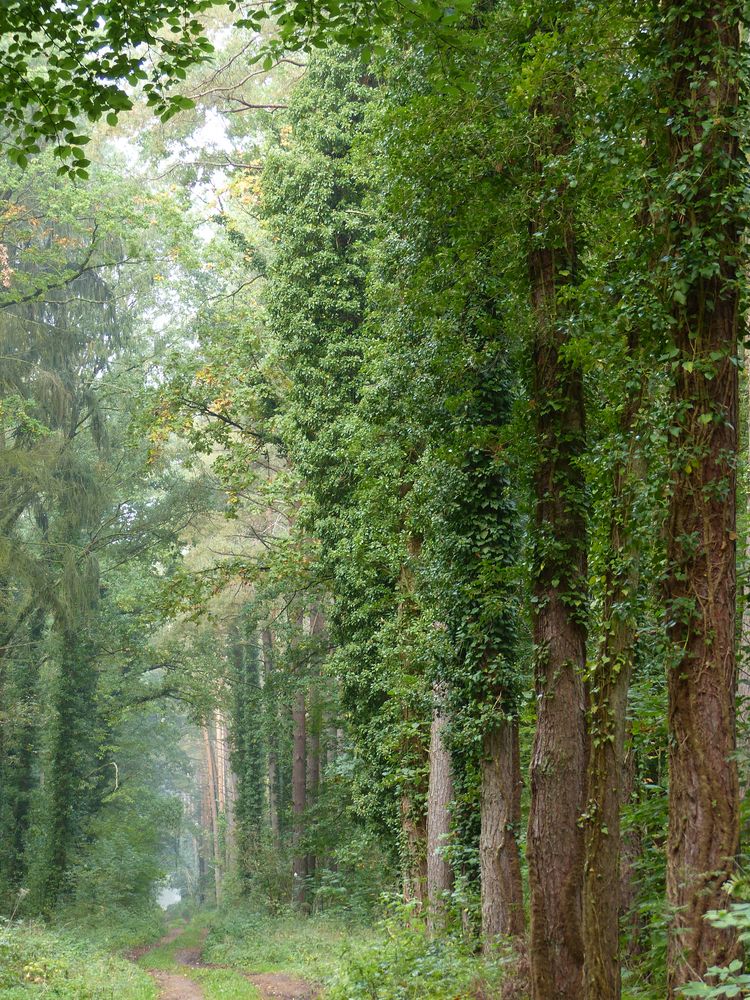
[526,83,588,999]
[740,364,750,788]
[583,389,644,1000]
[662,4,742,992]
[292,688,308,909]
[426,684,453,932]
[480,719,525,945]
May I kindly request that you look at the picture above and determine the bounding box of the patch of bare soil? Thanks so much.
[244,972,319,1000]
[151,971,204,1000]
[175,927,209,967]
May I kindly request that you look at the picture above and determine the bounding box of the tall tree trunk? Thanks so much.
[526,72,588,1000]
[740,359,750,785]
[292,688,308,910]
[35,625,98,912]
[481,718,525,945]
[661,3,743,991]
[426,683,453,933]
[619,732,643,958]
[268,747,280,846]
[202,723,222,905]
[397,529,429,910]
[583,386,644,1000]
[262,628,281,846]
[400,790,428,908]
[306,693,320,884]
[215,709,234,866]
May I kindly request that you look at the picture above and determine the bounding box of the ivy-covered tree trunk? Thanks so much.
[34,625,98,912]
[306,689,320,884]
[0,610,43,897]
[480,718,525,945]
[231,632,265,882]
[660,2,745,990]
[526,79,588,1000]
[398,529,429,909]
[292,688,308,910]
[583,392,644,1000]
[262,628,281,845]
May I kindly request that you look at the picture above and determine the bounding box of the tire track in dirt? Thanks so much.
[131,921,319,1000]
[129,924,205,1000]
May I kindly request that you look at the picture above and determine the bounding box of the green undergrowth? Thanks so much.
[322,921,507,1000]
[203,903,511,999]
[0,921,157,1000]
[58,902,166,953]
[137,913,260,1000]
[203,905,358,982]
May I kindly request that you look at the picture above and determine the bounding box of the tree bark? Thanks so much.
[740,359,750,786]
[426,683,453,932]
[526,75,588,1000]
[481,718,525,945]
[292,688,308,910]
[661,3,743,991]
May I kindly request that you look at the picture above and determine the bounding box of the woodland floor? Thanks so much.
[136,918,319,1000]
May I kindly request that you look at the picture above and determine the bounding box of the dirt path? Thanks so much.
[133,923,319,1000]
[150,970,204,1000]
[244,972,318,999]
[133,925,206,1000]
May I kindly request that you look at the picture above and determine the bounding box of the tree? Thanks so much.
[657,1,746,991]
[0,0,218,172]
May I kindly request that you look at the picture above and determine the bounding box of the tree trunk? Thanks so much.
[292,688,308,910]
[306,696,320,884]
[481,718,525,946]
[740,359,750,787]
[583,387,644,1000]
[427,683,453,932]
[262,628,281,846]
[202,723,222,905]
[661,3,742,991]
[619,733,643,958]
[397,530,429,910]
[400,791,428,908]
[526,76,588,1000]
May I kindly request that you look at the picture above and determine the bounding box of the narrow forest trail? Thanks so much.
[134,918,318,1000]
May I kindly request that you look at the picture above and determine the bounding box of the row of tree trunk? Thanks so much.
[397,7,744,1000]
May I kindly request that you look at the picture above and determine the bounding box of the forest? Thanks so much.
[0,2,748,999]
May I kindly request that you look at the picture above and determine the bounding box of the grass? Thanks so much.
[203,903,510,1000]
[0,921,157,1000]
[136,912,261,1000]
[203,906,360,983]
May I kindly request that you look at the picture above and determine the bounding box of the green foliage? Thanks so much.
[323,909,508,1000]
[682,902,750,997]
[0,1,218,172]
[0,921,156,999]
